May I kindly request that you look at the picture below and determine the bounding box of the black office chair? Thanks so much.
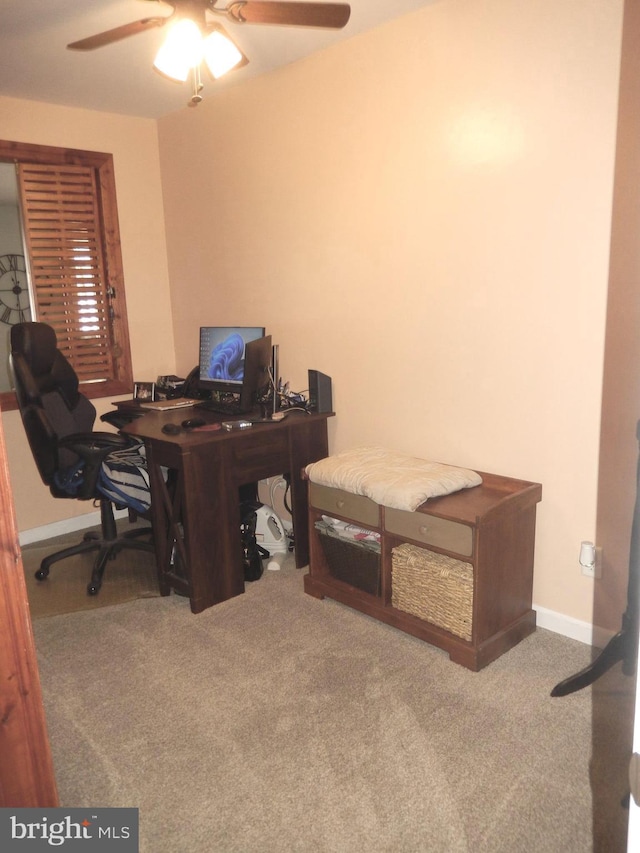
[10,321,155,596]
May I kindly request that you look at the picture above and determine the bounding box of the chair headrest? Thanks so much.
[11,322,57,376]
[11,322,80,409]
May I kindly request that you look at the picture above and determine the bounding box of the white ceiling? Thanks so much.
[1,1,433,119]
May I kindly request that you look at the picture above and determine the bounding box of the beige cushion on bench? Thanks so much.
[305,446,482,512]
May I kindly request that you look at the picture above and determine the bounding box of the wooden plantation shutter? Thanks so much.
[18,162,118,384]
[0,141,133,412]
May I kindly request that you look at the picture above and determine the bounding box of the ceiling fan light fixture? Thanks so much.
[67,1,352,107]
[202,28,243,79]
[153,18,203,82]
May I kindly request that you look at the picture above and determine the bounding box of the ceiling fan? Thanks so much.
[68,1,352,106]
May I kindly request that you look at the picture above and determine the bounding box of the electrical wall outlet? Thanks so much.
[582,546,603,579]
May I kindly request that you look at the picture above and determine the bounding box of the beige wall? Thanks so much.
[0,95,175,530]
[158,0,624,627]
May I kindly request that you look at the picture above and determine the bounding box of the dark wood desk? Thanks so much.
[123,408,332,613]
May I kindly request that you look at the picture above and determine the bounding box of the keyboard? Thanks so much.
[196,398,245,416]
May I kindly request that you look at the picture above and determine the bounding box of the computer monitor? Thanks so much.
[198,326,272,412]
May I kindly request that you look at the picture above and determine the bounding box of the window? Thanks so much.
[0,140,134,412]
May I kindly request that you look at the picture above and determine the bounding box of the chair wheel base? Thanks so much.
[83,531,100,542]
[31,500,154,598]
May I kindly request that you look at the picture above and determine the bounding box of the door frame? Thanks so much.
[0,403,58,806]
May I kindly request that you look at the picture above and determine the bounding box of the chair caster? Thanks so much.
[35,568,50,581]
[87,582,101,596]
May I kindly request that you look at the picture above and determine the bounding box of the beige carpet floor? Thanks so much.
[30,558,635,853]
[21,522,160,618]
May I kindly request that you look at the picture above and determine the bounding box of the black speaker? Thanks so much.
[308,370,333,413]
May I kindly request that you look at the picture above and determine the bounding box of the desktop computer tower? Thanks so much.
[308,370,332,413]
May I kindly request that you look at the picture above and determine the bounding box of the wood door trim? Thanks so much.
[0,404,58,807]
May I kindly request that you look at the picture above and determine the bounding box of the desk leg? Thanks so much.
[146,443,245,613]
[146,444,177,598]
[289,419,329,568]
[181,444,245,612]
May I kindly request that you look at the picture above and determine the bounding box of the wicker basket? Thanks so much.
[391,543,473,640]
[316,526,381,596]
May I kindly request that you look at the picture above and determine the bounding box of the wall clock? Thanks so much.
[0,254,31,325]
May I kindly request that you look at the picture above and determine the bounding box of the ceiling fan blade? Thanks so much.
[67,18,167,51]
[227,2,351,29]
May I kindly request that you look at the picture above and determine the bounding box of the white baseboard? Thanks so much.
[534,604,615,649]
[19,508,129,547]
[17,516,616,650]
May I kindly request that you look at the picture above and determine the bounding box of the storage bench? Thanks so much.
[304,463,542,671]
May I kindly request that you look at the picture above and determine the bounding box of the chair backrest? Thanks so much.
[10,322,96,487]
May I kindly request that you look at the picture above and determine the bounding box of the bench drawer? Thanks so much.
[309,483,380,528]
[385,507,473,557]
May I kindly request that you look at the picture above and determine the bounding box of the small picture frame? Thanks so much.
[134,381,156,401]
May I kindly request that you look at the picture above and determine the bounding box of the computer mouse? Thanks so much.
[181,417,207,429]
[161,423,181,435]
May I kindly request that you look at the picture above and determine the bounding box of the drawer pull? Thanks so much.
[337,499,345,509]
[419,524,429,535]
